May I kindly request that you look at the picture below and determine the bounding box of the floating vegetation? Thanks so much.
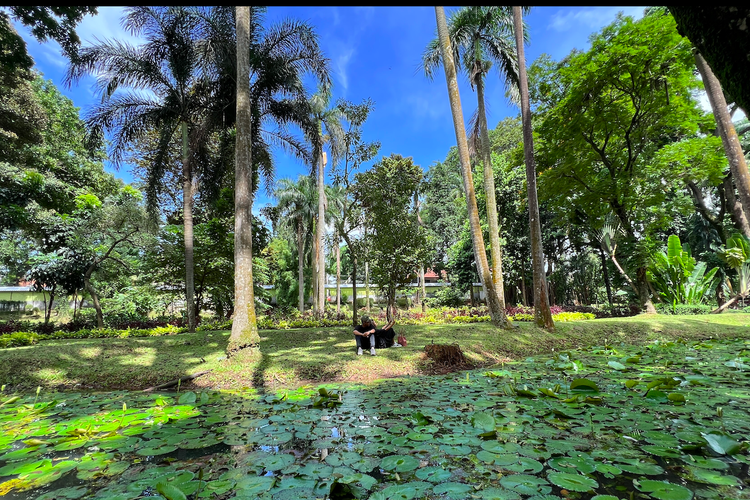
[1,337,749,498]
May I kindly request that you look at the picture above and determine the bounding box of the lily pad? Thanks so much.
[546,472,598,492]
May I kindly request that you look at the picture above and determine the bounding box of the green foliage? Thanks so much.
[0,331,38,348]
[655,303,714,315]
[647,235,719,305]
[424,287,466,308]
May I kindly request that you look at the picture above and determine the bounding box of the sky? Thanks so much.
[12,6,648,214]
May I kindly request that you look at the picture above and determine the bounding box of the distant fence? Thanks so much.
[0,300,25,313]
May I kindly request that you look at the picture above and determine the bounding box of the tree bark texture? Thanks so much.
[182,121,196,332]
[316,148,327,317]
[476,76,506,307]
[435,6,509,328]
[228,6,260,354]
[513,6,554,329]
[694,51,750,236]
[297,217,305,312]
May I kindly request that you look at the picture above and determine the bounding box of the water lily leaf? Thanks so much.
[684,466,739,486]
[478,486,521,499]
[591,496,620,500]
[177,392,197,404]
[546,472,598,492]
[506,457,543,474]
[440,444,472,456]
[471,412,496,432]
[685,456,728,470]
[37,486,88,499]
[570,379,599,393]
[667,393,686,403]
[156,482,187,500]
[617,461,664,475]
[136,444,178,456]
[701,432,741,455]
[608,361,627,371]
[634,479,693,500]
[432,482,472,499]
[259,453,295,471]
[415,466,451,483]
[499,474,550,495]
[380,455,419,472]
[381,483,418,499]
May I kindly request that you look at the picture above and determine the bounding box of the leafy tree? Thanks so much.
[0,7,97,74]
[533,12,705,313]
[329,98,380,325]
[353,154,432,322]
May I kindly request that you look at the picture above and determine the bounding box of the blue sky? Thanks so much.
[13,6,647,212]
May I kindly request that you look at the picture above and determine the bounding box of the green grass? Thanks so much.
[1,313,749,393]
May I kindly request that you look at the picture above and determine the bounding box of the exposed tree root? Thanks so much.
[423,343,473,373]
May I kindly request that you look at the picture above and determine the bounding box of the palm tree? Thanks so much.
[274,175,318,312]
[230,6,258,353]
[65,6,207,332]
[433,6,508,328]
[423,7,521,314]
[306,85,345,317]
[512,6,554,329]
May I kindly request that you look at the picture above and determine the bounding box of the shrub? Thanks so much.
[0,331,39,348]
[655,303,714,315]
[552,312,595,322]
[425,288,465,308]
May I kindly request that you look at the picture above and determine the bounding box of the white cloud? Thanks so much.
[548,6,645,33]
[334,48,355,93]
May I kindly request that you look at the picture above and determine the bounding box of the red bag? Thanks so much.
[397,334,407,347]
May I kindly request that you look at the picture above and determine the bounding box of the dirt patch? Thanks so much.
[421,343,477,375]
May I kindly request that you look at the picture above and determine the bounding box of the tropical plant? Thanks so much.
[65,6,207,332]
[304,85,344,318]
[714,233,750,312]
[274,175,318,312]
[647,234,718,307]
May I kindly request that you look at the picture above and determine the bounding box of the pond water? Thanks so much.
[1,337,749,499]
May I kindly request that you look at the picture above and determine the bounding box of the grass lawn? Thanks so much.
[2,313,749,393]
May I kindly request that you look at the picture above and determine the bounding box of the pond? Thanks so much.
[1,337,749,499]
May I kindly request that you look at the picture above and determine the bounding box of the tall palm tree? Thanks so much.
[274,175,318,312]
[230,5,258,353]
[433,6,508,328]
[423,7,521,315]
[306,85,345,317]
[512,6,554,329]
[65,6,207,332]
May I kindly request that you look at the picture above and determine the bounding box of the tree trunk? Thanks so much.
[599,246,613,306]
[435,6,509,328]
[84,263,104,329]
[312,220,318,313]
[420,266,426,312]
[316,148,327,318]
[181,121,196,333]
[336,232,341,315]
[636,266,657,314]
[351,257,358,327]
[724,176,750,238]
[228,6,260,355]
[297,216,305,312]
[365,261,371,313]
[513,6,554,330]
[476,76,506,308]
[694,51,750,230]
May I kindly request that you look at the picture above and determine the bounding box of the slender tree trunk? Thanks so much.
[352,257,358,327]
[312,228,318,313]
[72,289,78,322]
[316,149,327,317]
[476,76,506,308]
[513,6,554,330]
[420,267,426,312]
[599,246,613,306]
[435,6,509,328]
[182,121,196,332]
[84,275,104,329]
[297,217,305,312]
[694,51,750,230]
[724,176,750,238]
[365,261,371,313]
[336,232,341,315]
[228,6,259,355]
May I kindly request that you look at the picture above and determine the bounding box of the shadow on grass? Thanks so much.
[1,314,749,393]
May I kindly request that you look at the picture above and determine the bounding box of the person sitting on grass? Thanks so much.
[353,315,396,356]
